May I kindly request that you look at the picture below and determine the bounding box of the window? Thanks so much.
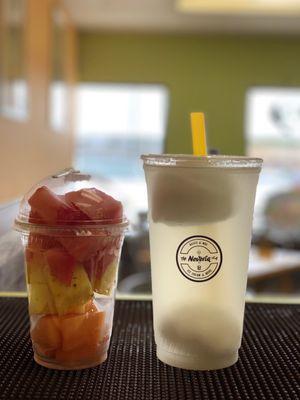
[0,0,28,120]
[246,87,300,236]
[245,87,300,295]
[49,7,68,133]
[75,83,169,181]
[74,83,169,294]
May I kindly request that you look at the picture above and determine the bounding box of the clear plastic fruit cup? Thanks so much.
[15,169,128,370]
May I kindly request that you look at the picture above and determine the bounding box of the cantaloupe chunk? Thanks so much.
[60,310,105,352]
[55,343,105,365]
[33,343,55,359]
[31,315,61,350]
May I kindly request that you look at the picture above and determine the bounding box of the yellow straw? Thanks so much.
[190,112,207,156]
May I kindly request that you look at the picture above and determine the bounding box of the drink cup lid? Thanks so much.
[141,154,263,169]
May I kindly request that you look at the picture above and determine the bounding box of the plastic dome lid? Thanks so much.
[15,168,128,232]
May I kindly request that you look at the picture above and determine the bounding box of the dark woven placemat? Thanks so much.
[0,298,299,400]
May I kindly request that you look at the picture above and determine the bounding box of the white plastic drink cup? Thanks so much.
[142,154,262,370]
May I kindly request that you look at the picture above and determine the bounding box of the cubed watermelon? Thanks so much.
[83,235,120,283]
[59,235,107,263]
[65,188,123,221]
[45,248,76,286]
[28,186,87,225]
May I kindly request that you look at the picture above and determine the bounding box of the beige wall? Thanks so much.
[0,0,76,203]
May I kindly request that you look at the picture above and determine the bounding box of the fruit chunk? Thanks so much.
[55,343,107,365]
[26,251,46,285]
[27,233,60,253]
[94,261,117,295]
[28,186,87,224]
[65,188,123,221]
[45,264,93,315]
[83,235,121,283]
[34,344,55,359]
[29,283,56,315]
[60,310,105,351]
[27,186,124,266]
[59,235,106,263]
[31,315,61,350]
[45,248,76,286]
[28,209,44,224]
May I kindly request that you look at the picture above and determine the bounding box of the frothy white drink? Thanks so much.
[142,155,262,370]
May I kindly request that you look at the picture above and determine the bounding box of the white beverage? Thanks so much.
[142,155,262,370]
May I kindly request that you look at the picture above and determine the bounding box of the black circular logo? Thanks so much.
[176,236,222,282]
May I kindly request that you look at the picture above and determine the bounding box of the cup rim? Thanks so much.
[14,217,129,236]
[141,154,263,169]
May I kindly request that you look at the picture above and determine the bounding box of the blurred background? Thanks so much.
[1,0,300,298]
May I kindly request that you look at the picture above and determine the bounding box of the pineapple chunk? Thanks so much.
[26,251,47,285]
[45,264,93,315]
[27,263,47,285]
[29,283,56,315]
[94,261,117,296]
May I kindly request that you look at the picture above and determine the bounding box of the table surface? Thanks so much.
[0,298,299,400]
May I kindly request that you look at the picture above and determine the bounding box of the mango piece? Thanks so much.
[60,310,105,351]
[45,264,93,315]
[31,315,61,350]
[29,283,56,315]
[94,261,117,296]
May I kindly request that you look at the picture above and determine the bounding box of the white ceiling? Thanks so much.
[63,0,300,34]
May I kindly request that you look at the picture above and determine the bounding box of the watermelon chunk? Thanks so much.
[27,186,123,271]
[65,188,123,221]
[83,234,122,285]
[59,235,107,263]
[28,186,87,225]
[45,248,76,286]
[83,245,114,281]
[27,233,60,252]
[29,209,44,224]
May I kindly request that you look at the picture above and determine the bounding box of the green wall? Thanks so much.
[79,32,300,155]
